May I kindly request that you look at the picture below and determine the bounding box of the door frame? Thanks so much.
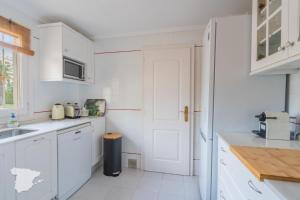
[141,43,195,176]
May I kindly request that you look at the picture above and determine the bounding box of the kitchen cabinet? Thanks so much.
[90,117,106,166]
[217,137,280,200]
[85,39,95,84]
[15,132,57,200]
[0,143,15,200]
[57,124,92,200]
[288,0,300,58]
[62,26,86,63]
[39,22,95,83]
[251,0,300,74]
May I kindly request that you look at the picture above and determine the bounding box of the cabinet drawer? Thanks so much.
[218,137,280,200]
[227,150,280,200]
[218,138,231,168]
[218,175,232,200]
[218,153,246,200]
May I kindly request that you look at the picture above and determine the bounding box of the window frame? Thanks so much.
[0,45,19,110]
[0,52,30,120]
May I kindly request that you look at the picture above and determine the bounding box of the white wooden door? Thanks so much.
[0,143,15,200]
[16,132,57,200]
[143,46,192,175]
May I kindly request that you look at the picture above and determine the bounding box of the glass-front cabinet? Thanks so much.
[288,0,300,57]
[251,0,290,72]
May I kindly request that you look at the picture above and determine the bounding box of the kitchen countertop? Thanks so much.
[0,117,102,145]
[218,132,300,200]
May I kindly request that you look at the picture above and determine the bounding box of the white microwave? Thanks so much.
[63,57,85,81]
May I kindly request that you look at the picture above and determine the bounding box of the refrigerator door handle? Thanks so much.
[200,130,207,142]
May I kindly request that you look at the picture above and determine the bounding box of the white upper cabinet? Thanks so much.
[16,132,57,200]
[39,22,95,83]
[62,26,87,63]
[289,0,300,57]
[251,0,300,74]
[85,39,95,84]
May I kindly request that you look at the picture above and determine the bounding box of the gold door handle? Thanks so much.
[184,106,188,122]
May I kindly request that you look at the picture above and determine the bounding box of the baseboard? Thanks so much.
[92,155,103,174]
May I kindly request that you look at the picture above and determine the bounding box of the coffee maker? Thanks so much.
[252,112,290,140]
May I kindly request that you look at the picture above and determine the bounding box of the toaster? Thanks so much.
[51,104,65,120]
[64,103,81,119]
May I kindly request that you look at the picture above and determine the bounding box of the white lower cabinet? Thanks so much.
[218,137,280,200]
[90,117,106,166]
[58,125,92,200]
[0,143,15,200]
[16,132,57,200]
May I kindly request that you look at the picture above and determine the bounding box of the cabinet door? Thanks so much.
[91,118,105,166]
[85,40,95,84]
[288,0,300,57]
[62,26,86,62]
[79,126,92,183]
[252,0,289,70]
[16,132,57,200]
[0,143,15,200]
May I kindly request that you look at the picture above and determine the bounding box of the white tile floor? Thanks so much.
[69,168,200,200]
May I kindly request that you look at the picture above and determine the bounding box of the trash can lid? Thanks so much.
[103,132,122,140]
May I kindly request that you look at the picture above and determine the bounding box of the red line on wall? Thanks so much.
[34,110,51,114]
[95,49,142,55]
[95,45,202,55]
[107,108,141,111]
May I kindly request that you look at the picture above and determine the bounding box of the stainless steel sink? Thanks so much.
[0,129,37,139]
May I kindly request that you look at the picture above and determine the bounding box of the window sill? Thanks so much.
[0,107,31,125]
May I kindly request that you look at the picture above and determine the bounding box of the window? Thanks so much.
[0,16,34,115]
[0,32,19,109]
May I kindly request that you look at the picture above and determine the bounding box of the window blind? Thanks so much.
[0,16,34,56]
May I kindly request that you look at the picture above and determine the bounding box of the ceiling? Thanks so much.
[2,0,251,38]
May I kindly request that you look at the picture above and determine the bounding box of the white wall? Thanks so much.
[289,73,300,131]
[79,30,204,174]
[0,2,80,122]
[289,73,300,116]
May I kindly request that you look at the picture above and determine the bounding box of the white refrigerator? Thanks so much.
[198,15,286,200]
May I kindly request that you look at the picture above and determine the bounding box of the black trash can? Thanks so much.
[103,132,122,176]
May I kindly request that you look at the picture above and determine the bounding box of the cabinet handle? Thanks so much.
[75,131,81,134]
[73,137,81,141]
[33,137,45,142]
[221,147,226,152]
[277,46,286,51]
[248,180,262,194]
[220,190,226,200]
[286,41,295,48]
[220,159,226,166]
[184,106,189,122]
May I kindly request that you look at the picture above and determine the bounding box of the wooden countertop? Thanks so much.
[230,145,300,182]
